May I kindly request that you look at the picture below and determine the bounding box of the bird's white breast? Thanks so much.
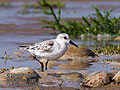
[35,42,68,60]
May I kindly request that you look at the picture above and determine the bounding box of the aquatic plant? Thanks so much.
[1,52,12,60]
[24,0,65,9]
[40,0,120,37]
[38,0,62,33]
[94,45,120,55]
[1,52,12,65]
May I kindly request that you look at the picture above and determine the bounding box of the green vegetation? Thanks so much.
[0,2,11,7]
[94,45,120,55]
[20,9,30,14]
[39,0,120,37]
[24,0,65,9]
[38,0,63,33]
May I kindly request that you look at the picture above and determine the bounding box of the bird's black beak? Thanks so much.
[69,40,78,47]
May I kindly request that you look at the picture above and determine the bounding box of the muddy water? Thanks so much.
[0,0,120,89]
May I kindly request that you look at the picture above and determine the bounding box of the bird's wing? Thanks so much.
[29,39,55,52]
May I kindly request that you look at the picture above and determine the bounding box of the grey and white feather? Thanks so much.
[18,33,78,71]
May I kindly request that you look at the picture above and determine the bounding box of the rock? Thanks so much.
[0,67,40,87]
[8,67,40,81]
[82,72,111,87]
[83,71,100,84]
[60,72,83,81]
[61,46,98,60]
[36,70,90,88]
[0,68,9,74]
[58,59,92,70]
[113,71,120,82]
[38,71,83,88]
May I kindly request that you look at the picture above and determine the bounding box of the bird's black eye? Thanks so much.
[64,37,67,39]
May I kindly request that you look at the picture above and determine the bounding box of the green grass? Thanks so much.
[94,45,120,55]
[39,0,120,37]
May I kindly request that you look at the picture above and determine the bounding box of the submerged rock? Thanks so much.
[0,67,40,87]
[83,71,100,84]
[61,46,98,60]
[82,72,111,87]
[8,67,40,80]
[37,71,83,88]
[58,59,92,70]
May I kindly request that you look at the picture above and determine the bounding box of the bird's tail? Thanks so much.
[18,46,29,50]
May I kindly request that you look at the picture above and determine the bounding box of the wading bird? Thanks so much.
[18,33,78,72]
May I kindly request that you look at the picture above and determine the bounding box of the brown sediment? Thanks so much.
[58,60,92,70]
[0,24,54,36]
[0,17,55,36]
[63,18,83,22]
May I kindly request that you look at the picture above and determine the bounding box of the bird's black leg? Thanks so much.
[33,56,44,72]
[45,60,49,70]
[38,60,44,72]
[40,62,44,72]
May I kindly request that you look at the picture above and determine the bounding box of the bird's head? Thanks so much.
[56,33,78,47]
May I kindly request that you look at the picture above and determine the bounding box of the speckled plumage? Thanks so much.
[18,33,78,71]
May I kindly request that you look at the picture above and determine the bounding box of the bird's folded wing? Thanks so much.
[30,40,55,52]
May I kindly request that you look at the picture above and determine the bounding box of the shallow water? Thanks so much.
[0,32,120,71]
[0,28,120,89]
[0,1,120,25]
[62,1,120,18]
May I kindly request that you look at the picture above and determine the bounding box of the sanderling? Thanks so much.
[18,33,78,72]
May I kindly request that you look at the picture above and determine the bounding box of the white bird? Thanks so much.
[18,33,78,72]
